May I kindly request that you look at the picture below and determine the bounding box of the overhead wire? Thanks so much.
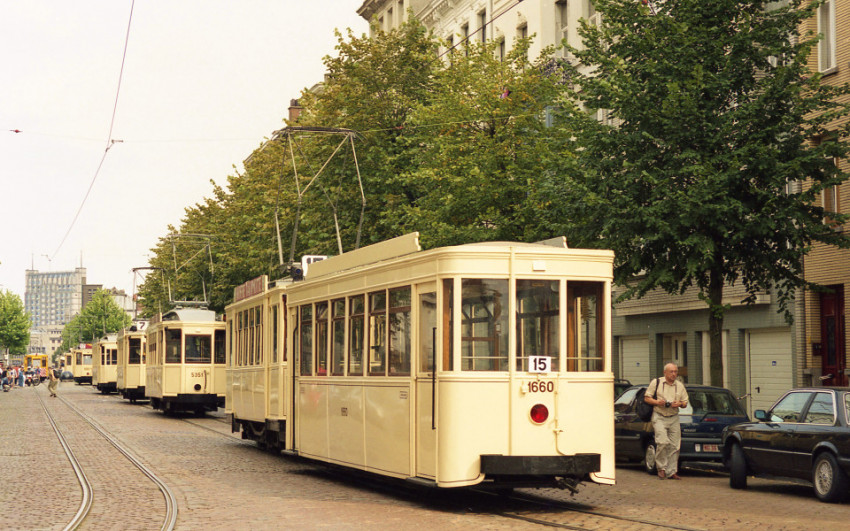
[50,0,135,261]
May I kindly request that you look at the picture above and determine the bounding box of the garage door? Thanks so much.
[620,336,650,386]
[747,328,793,416]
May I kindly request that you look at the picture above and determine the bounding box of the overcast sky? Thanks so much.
[0,1,368,300]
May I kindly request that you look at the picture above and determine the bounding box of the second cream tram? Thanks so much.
[92,334,119,393]
[146,308,227,414]
[117,323,148,402]
[70,345,93,384]
[227,233,616,490]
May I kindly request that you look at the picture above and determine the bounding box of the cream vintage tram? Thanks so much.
[70,344,93,384]
[92,335,118,393]
[117,323,148,402]
[227,233,615,490]
[146,308,226,414]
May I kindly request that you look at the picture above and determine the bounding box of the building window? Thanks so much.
[479,10,487,43]
[819,0,836,73]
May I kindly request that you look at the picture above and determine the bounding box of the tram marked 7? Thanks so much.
[226,233,616,491]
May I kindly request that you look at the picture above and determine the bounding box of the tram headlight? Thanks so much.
[530,404,549,424]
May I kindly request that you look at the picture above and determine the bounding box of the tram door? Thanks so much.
[416,287,438,478]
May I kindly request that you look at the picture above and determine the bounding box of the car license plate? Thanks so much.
[698,444,719,452]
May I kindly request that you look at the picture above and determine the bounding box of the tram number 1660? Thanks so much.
[528,381,554,393]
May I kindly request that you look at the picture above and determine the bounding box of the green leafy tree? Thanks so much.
[0,290,31,356]
[59,289,131,352]
[139,19,441,312]
[401,38,570,247]
[552,0,850,384]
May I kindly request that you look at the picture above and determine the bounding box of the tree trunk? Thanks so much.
[709,267,724,387]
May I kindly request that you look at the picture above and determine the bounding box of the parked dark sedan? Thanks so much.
[615,384,749,473]
[614,378,632,399]
[722,387,850,503]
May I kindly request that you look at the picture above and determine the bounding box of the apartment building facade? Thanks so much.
[358,0,596,61]
[799,0,849,389]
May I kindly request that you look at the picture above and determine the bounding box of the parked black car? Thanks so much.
[615,384,749,473]
[614,378,632,399]
[722,387,850,503]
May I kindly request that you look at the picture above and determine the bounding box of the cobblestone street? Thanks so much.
[1,382,848,530]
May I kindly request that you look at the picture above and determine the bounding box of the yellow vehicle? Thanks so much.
[69,345,93,384]
[92,335,118,393]
[24,354,49,380]
[227,233,616,491]
[117,323,148,402]
[146,309,226,414]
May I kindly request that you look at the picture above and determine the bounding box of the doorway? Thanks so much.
[820,287,847,387]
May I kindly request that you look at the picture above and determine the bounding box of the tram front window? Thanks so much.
[185,334,212,363]
[129,338,142,364]
[461,279,509,371]
[567,282,604,372]
[516,280,559,372]
[166,329,182,363]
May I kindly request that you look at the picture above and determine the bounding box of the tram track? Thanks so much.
[488,489,707,531]
[36,388,178,531]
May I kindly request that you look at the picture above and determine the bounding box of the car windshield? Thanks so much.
[615,387,640,413]
[682,389,746,416]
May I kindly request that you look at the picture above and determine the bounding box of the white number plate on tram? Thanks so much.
[529,356,551,374]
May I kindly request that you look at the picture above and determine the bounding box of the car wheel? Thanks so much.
[643,442,657,475]
[813,453,849,503]
[729,443,747,490]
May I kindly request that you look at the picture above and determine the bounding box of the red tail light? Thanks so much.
[530,404,549,424]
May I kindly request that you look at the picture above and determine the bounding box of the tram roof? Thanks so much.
[304,233,611,281]
[161,308,218,323]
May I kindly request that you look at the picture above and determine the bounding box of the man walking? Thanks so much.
[48,365,59,397]
[644,363,689,479]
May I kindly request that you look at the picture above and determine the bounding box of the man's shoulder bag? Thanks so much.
[635,378,661,422]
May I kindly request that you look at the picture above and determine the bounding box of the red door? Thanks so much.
[820,288,847,387]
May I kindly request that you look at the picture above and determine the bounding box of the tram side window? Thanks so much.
[271,304,279,364]
[246,310,255,365]
[349,295,365,376]
[166,329,182,363]
[419,292,437,373]
[214,329,226,364]
[389,288,411,376]
[76,353,82,365]
[129,338,142,364]
[148,342,156,365]
[331,299,345,376]
[111,348,118,365]
[186,334,212,363]
[241,311,248,366]
[369,291,387,376]
[442,279,453,371]
[516,280,560,372]
[316,302,329,376]
[255,307,263,366]
[300,305,313,376]
[567,282,604,372]
[228,319,234,366]
[461,279,509,371]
